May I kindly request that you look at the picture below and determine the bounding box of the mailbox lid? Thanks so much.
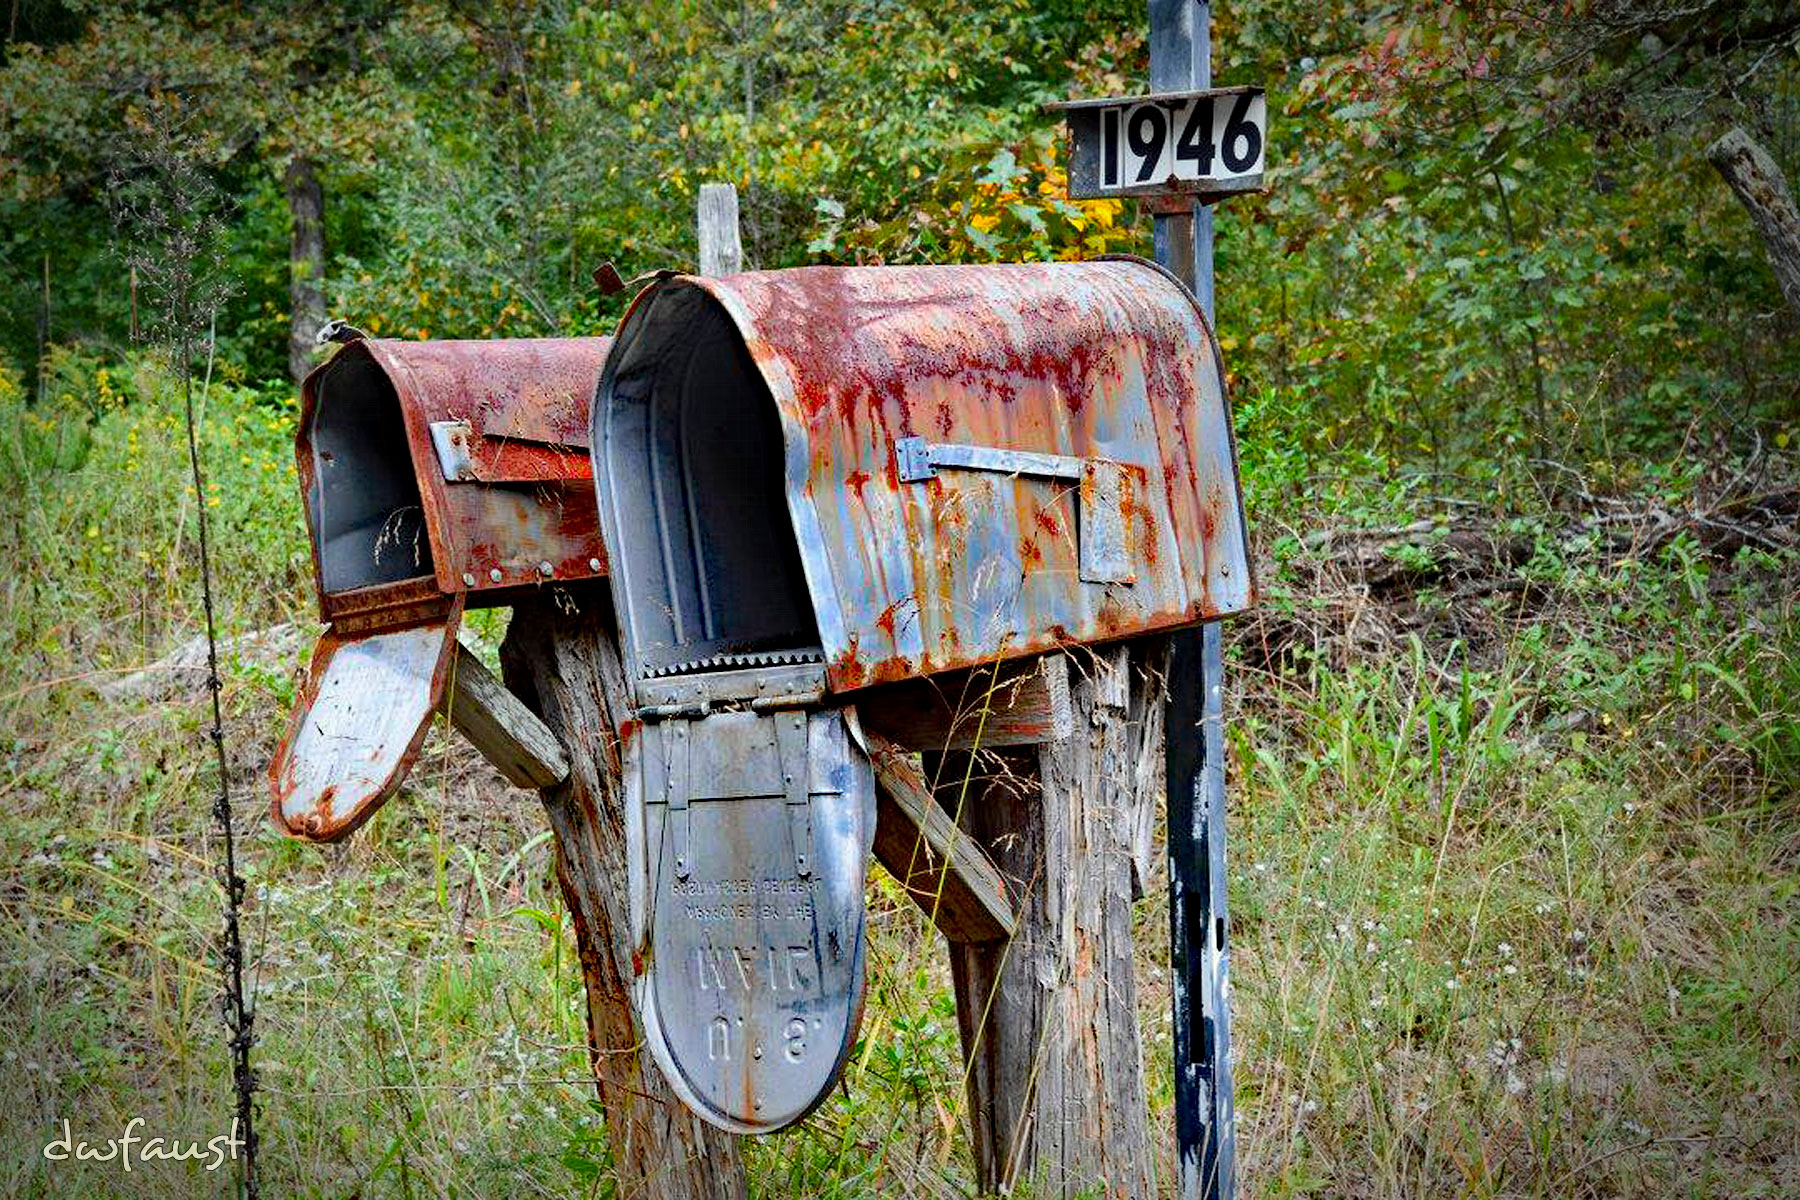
[602,259,1250,694]
[269,601,461,842]
[299,337,611,621]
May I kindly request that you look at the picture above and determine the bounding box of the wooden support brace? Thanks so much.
[867,731,1015,944]
[858,654,1072,753]
[440,641,570,788]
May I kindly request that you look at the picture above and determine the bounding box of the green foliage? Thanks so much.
[0,353,306,675]
[1699,604,1800,792]
[1211,3,1800,477]
[811,129,1140,263]
[1,0,1794,480]
[0,5,1796,1198]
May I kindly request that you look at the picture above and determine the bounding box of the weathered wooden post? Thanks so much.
[495,188,759,1197]
[1049,2,1266,1193]
[930,644,1160,1197]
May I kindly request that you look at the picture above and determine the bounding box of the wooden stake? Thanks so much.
[501,595,746,1200]
[934,647,1156,1197]
[868,731,1015,944]
[697,183,744,276]
[440,642,569,788]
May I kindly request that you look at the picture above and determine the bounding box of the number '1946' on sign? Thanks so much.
[1050,85,1268,203]
[1104,91,1265,190]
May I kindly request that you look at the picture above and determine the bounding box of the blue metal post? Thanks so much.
[1150,2,1235,1198]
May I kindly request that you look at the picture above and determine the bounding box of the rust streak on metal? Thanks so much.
[608,259,1252,693]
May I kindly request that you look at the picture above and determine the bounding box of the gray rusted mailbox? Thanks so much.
[270,337,610,842]
[592,257,1252,1133]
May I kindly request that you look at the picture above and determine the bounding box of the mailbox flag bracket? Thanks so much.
[1079,460,1135,585]
[664,717,693,878]
[893,436,1138,586]
[428,419,477,481]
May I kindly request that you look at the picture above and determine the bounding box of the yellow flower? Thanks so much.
[969,212,1001,233]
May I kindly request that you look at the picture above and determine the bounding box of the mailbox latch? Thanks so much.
[429,420,477,481]
[894,435,1085,484]
[893,436,1137,586]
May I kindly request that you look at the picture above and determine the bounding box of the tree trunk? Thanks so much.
[932,646,1154,1199]
[285,155,327,383]
[500,594,747,1200]
[1708,127,1800,329]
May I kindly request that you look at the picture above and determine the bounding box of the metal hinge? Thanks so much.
[665,718,692,879]
[772,710,813,878]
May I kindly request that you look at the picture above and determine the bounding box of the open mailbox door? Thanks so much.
[593,257,1251,1132]
[270,337,609,842]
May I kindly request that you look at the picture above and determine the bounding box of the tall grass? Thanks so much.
[0,360,1795,1197]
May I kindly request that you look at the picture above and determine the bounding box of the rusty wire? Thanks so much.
[111,118,262,1199]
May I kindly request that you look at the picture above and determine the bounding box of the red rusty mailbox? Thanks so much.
[270,336,610,843]
[592,257,1251,1133]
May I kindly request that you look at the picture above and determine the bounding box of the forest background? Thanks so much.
[0,2,1796,1197]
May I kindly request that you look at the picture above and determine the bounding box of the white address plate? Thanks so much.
[1051,86,1267,202]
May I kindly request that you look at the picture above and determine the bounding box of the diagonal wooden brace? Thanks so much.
[866,731,1015,944]
[438,641,570,788]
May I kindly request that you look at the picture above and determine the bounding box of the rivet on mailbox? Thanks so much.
[592,257,1252,1133]
[270,336,610,843]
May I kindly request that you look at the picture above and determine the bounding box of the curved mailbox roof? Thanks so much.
[598,258,1252,695]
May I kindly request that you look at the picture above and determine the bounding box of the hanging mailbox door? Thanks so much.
[269,603,462,842]
[628,708,874,1134]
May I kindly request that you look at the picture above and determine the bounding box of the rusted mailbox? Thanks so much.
[270,336,610,842]
[591,257,1252,1132]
